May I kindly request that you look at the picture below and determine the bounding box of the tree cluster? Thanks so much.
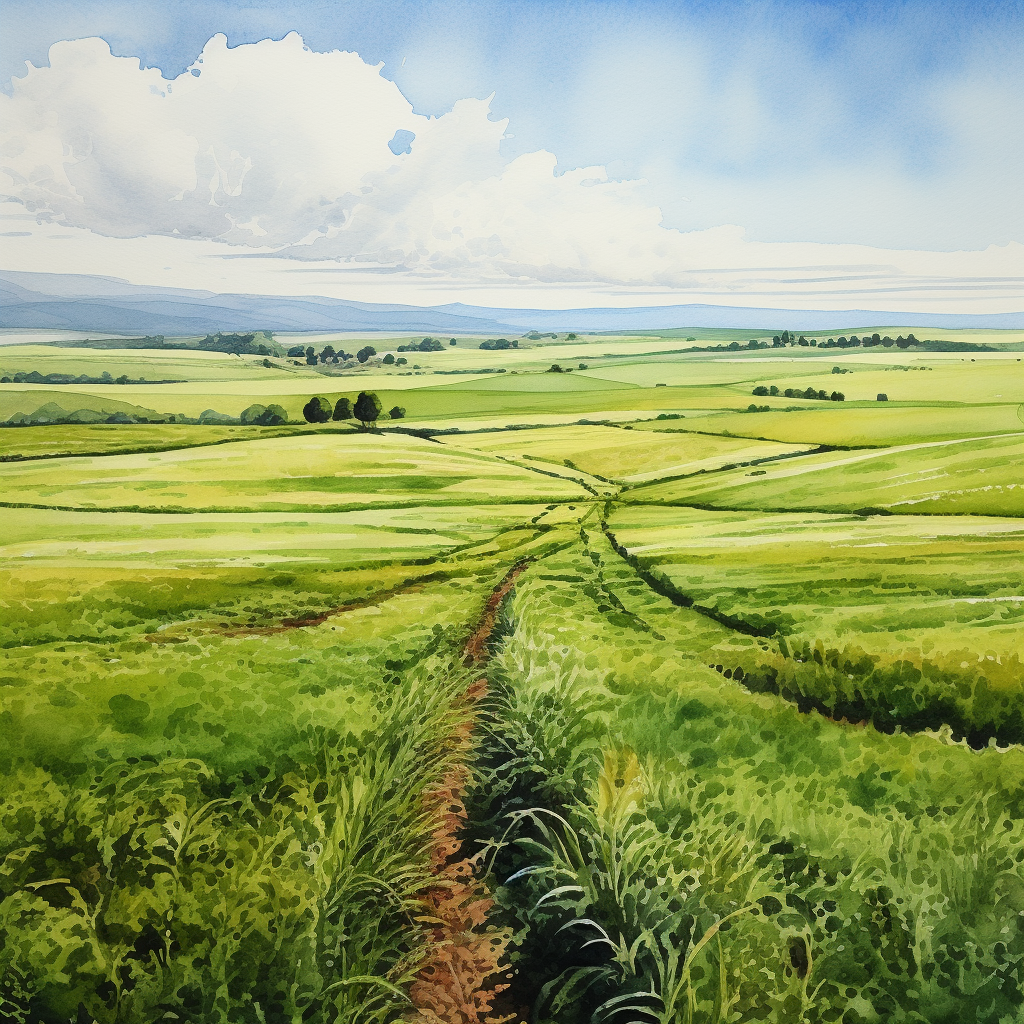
[397,338,444,353]
[240,403,288,425]
[303,391,394,428]
[752,385,844,401]
[479,338,518,350]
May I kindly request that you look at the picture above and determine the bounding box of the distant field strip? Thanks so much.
[442,423,813,482]
[637,403,1024,446]
[627,431,1024,515]
[0,432,591,512]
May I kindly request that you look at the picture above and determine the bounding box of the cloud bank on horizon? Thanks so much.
[1,29,1021,311]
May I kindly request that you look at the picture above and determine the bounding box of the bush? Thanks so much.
[302,396,333,423]
[388,406,406,420]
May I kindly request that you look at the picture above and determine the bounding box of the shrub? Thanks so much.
[302,396,333,423]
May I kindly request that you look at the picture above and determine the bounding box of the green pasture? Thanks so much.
[0,431,591,512]
[628,432,1024,516]
[0,423,313,460]
[470,537,1024,1024]
[0,344,308,383]
[0,506,575,1022]
[2,328,1023,1023]
[609,504,1024,662]
[442,423,812,482]
[638,402,1024,446]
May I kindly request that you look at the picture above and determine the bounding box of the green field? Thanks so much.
[628,432,1024,516]
[443,423,813,482]
[1,332,1023,1024]
[0,432,590,512]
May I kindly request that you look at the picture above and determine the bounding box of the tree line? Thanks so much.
[753,385,845,401]
[302,392,405,428]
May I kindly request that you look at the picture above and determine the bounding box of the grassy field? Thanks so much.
[605,505,1024,739]
[638,402,1024,446]
[627,432,1024,516]
[442,423,814,482]
[0,432,591,512]
[1,332,1022,1024]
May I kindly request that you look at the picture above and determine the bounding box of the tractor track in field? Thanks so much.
[406,558,533,1024]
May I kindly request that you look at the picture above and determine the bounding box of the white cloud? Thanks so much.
[1,33,1022,309]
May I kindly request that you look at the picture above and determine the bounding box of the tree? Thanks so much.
[320,345,336,362]
[396,357,408,365]
[262,404,288,425]
[877,393,889,402]
[383,353,395,365]
[262,358,272,368]
[332,397,353,421]
[578,363,588,370]
[240,403,269,424]
[547,364,564,373]
[354,391,383,428]
[389,406,406,419]
[566,333,577,340]
[449,338,457,345]
[357,346,377,363]
[752,386,769,396]
[303,396,332,423]
[830,392,845,402]
[287,345,306,357]
[769,385,779,396]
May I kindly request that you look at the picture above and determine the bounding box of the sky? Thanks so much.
[1,0,1022,311]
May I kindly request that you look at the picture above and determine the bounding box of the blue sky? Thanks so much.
[0,1,1021,310]
[3,0,1021,250]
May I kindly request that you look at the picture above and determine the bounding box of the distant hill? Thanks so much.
[2,270,1021,335]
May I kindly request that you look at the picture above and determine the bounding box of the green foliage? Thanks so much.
[303,396,333,423]
[332,397,353,421]
[354,392,383,428]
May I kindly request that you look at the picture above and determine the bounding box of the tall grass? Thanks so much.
[0,650,472,1024]
[472,549,1024,1024]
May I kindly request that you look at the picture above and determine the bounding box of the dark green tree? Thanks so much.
[383,353,395,365]
[332,397,353,421]
[303,396,333,423]
[388,406,406,419]
[354,391,383,428]
[449,338,457,345]
[357,346,377,363]
[262,404,288,425]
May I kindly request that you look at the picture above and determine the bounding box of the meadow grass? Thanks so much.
[472,539,1024,1024]
[637,403,1024,446]
[0,431,590,512]
[0,502,578,1023]
[440,424,813,483]
[0,344,310,383]
[627,432,1024,516]
[0,423,315,460]
[605,505,1024,741]
[2,336,1022,1023]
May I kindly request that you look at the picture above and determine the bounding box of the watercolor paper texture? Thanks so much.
[0,2,1022,1022]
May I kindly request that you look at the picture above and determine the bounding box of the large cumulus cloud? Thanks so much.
[2,32,1021,302]
[1,33,699,285]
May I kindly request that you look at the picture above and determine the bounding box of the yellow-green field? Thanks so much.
[442,423,813,482]
[2,327,1023,1024]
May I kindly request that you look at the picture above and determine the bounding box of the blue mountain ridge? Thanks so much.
[1,271,1021,335]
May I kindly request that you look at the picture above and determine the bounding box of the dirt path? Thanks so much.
[406,560,532,1024]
